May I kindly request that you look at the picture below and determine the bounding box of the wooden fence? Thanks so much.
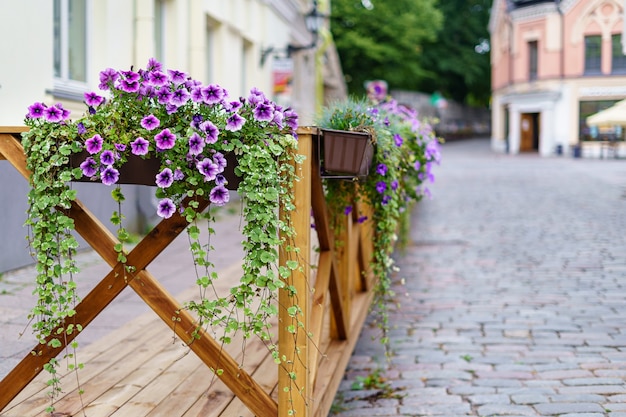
[0,126,375,417]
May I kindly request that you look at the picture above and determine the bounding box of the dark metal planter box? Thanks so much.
[319,128,373,178]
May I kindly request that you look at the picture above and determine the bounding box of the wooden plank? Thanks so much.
[218,348,277,417]
[308,250,332,387]
[0,133,29,176]
[310,152,348,340]
[278,132,312,417]
[311,289,376,417]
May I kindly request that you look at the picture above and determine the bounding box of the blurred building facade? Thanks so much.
[0,0,346,272]
[490,0,626,157]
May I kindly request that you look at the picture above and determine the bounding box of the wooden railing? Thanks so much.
[0,126,375,417]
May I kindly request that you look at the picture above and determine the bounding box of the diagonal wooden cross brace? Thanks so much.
[0,132,277,416]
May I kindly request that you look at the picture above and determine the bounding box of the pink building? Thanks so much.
[490,0,626,157]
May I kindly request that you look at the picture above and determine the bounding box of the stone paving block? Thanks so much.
[548,394,606,403]
[534,402,607,415]
[562,377,624,386]
[476,404,539,416]
[511,394,550,404]
[398,403,471,416]
[607,404,626,411]
[336,406,399,416]
[558,385,626,395]
[537,369,594,380]
[402,394,464,405]
[468,393,511,405]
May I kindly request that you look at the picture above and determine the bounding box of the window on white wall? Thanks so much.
[54,0,87,85]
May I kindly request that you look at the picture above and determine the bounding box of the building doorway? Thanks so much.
[520,112,540,152]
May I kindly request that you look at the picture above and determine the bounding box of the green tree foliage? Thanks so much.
[417,0,492,106]
[330,0,492,107]
[330,0,442,96]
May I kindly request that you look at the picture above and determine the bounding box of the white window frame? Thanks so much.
[53,0,90,98]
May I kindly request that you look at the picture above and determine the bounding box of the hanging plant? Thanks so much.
[315,95,441,354]
[22,58,303,411]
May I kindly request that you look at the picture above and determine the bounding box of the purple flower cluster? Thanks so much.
[26,57,299,219]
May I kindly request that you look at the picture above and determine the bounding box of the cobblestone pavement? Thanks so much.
[333,138,626,417]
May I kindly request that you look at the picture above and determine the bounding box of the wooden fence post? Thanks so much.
[278,128,313,417]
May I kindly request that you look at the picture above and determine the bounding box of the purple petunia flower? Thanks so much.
[115,143,126,152]
[119,79,140,93]
[201,84,225,104]
[209,185,230,206]
[226,100,243,112]
[156,86,173,105]
[283,108,298,131]
[225,113,245,132]
[77,122,87,135]
[100,166,120,185]
[376,163,388,176]
[85,134,104,154]
[154,128,176,150]
[375,181,387,194]
[394,134,403,147]
[272,110,284,128]
[121,70,140,82]
[165,103,179,114]
[27,102,46,119]
[84,91,105,107]
[146,57,162,72]
[188,133,204,155]
[247,88,265,106]
[200,121,219,144]
[173,168,184,181]
[344,205,353,216]
[357,215,368,224]
[168,69,187,84]
[170,88,190,106]
[139,84,157,99]
[197,158,219,181]
[414,160,421,171]
[381,195,391,205]
[156,198,176,218]
[79,157,98,177]
[43,105,64,122]
[215,174,226,186]
[141,114,160,131]
[155,168,174,188]
[148,71,168,86]
[190,86,204,102]
[391,180,399,191]
[213,152,227,171]
[100,150,116,165]
[99,67,119,90]
[130,137,150,155]
[253,102,274,122]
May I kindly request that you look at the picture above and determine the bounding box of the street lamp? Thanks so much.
[260,1,325,66]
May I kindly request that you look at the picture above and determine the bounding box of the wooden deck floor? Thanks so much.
[0,259,373,417]
[1,262,276,417]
